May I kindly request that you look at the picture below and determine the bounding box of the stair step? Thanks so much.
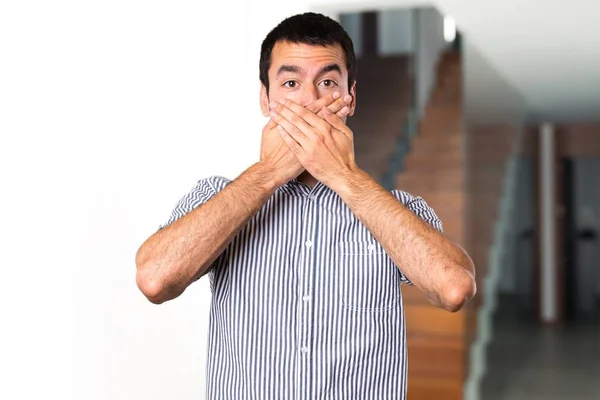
[405,304,466,337]
[405,160,464,169]
[434,217,465,233]
[401,285,430,305]
[408,336,466,379]
[396,172,463,192]
[413,190,463,203]
[418,125,462,138]
[359,50,487,397]
[410,195,463,211]
[431,88,461,103]
[410,142,462,154]
[407,377,463,400]
[411,132,462,145]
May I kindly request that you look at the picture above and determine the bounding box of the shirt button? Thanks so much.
[308,195,316,201]
[302,295,310,302]
[368,244,375,251]
[301,347,309,354]
[305,240,313,248]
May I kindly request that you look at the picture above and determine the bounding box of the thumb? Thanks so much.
[263,118,278,132]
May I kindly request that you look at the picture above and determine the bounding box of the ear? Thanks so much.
[347,81,357,117]
[260,84,270,117]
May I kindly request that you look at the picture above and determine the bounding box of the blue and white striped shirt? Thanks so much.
[161,176,443,400]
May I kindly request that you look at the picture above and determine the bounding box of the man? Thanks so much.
[136,12,476,400]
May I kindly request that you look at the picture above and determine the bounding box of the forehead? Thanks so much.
[270,41,346,75]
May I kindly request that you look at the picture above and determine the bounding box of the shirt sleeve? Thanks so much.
[390,190,444,284]
[158,176,231,229]
[157,176,230,278]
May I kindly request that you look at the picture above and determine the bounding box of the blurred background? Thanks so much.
[331,3,600,400]
[2,1,598,399]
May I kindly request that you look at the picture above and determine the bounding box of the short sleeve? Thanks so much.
[390,190,444,284]
[158,176,230,230]
[157,176,231,280]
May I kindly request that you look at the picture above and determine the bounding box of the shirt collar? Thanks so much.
[278,178,329,198]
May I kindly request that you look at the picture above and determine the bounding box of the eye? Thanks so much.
[320,79,338,88]
[283,81,298,88]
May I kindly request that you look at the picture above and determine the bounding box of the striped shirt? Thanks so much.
[161,176,443,400]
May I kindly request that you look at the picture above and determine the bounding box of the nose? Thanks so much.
[297,84,318,107]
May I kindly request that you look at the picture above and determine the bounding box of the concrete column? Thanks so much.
[539,122,559,323]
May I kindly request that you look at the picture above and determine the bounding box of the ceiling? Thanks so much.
[438,0,600,122]
[314,0,600,122]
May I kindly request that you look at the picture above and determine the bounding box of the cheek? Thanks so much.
[317,87,342,97]
[319,83,349,97]
[269,88,301,103]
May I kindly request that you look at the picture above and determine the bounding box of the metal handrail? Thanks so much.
[381,109,417,190]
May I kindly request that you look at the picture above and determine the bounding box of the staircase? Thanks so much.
[395,50,520,399]
[396,50,468,400]
[348,55,412,180]
[349,50,518,399]
[464,127,521,400]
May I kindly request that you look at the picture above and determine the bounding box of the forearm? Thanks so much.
[135,162,280,304]
[333,167,476,311]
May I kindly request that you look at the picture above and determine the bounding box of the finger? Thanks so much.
[317,97,347,117]
[317,93,352,114]
[329,103,350,118]
[270,108,310,147]
[315,94,352,118]
[337,105,351,118]
[336,107,349,118]
[278,125,304,155]
[263,118,278,133]
[323,107,353,138]
[305,92,340,114]
[327,94,353,115]
[274,99,330,132]
[261,118,280,144]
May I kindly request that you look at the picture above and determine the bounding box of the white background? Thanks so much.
[0,1,320,399]
[0,0,426,399]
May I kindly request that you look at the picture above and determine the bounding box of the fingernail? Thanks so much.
[333,92,340,99]
[340,106,349,115]
[269,101,277,109]
[270,110,277,118]
[279,98,286,104]
[344,95,352,103]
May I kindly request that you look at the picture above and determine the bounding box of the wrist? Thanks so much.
[250,161,284,193]
[329,163,365,198]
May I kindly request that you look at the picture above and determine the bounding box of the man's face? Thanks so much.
[260,41,356,120]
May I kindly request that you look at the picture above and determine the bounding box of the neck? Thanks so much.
[297,171,318,188]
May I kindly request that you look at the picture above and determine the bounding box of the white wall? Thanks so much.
[497,157,600,300]
[341,9,414,57]
[1,1,437,399]
[341,6,447,118]
[378,9,414,55]
[573,158,600,297]
[414,7,447,118]
[1,1,288,399]
[498,157,535,294]
[463,38,527,125]
[340,13,363,57]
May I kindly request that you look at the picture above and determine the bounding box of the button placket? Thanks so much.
[298,194,317,399]
[300,231,313,358]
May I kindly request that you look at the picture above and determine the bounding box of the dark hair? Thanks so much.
[259,12,356,92]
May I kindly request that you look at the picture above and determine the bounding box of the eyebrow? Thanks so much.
[277,65,304,76]
[276,63,342,77]
[318,63,342,76]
